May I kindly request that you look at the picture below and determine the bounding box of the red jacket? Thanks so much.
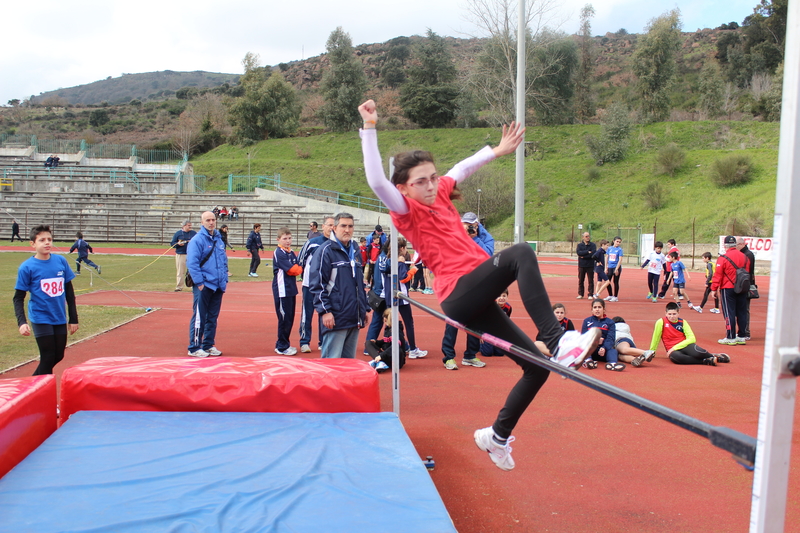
[711,248,750,291]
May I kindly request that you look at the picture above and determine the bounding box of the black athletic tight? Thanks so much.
[31,323,68,375]
[441,243,559,439]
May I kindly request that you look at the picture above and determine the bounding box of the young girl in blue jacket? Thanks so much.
[581,299,625,371]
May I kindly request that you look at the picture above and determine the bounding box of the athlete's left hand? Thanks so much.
[493,121,526,158]
[68,324,79,335]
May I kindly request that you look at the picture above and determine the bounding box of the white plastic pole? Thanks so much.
[749,0,800,530]
[388,158,400,416]
[513,0,526,244]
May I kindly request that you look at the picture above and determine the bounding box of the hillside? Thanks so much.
[32,71,241,106]
[190,120,779,243]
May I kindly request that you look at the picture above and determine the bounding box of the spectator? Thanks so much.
[365,309,407,372]
[11,220,21,242]
[440,212,494,369]
[186,211,228,358]
[649,302,731,366]
[605,237,623,301]
[307,221,322,239]
[297,216,335,353]
[273,227,303,355]
[69,231,101,275]
[219,207,228,220]
[610,316,655,367]
[230,206,239,220]
[641,241,665,303]
[366,224,387,248]
[480,289,513,357]
[576,232,596,299]
[245,223,264,277]
[591,239,611,299]
[219,224,235,252]
[381,237,427,360]
[697,252,720,313]
[712,235,750,346]
[657,239,679,298]
[308,213,368,359]
[170,219,196,292]
[736,237,756,340]
[581,299,625,371]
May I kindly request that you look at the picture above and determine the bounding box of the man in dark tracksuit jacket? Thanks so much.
[576,232,596,298]
[308,213,368,359]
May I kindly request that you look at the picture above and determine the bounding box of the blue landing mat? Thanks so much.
[0,411,456,533]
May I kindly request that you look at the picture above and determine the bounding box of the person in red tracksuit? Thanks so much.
[711,235,750,345]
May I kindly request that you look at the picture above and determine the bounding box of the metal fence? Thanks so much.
[228,174,389,213]
[0,135,181,164]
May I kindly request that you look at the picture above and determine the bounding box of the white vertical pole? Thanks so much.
[388,158,400,416]
[513,0,526,244]
[749,0,800,530]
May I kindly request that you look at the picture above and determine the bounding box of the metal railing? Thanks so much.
[228,174,388,213]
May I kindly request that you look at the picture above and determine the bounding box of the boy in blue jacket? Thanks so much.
[273,227,303,355]
[69,231,101,275]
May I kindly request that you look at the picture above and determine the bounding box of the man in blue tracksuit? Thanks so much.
[296,216,334,353]
[308,213,368,359]
[186,211,228,358]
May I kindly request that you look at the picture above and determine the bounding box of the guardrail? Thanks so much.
[228,174,388,213]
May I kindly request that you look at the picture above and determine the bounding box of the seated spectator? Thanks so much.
[230,206,239,220]
[44,156,54,168]
[52,155,60,167]
[365,309,407,372]
[581,298,625,371]
[649,302,731,366]
[212,206,220,219]
[220,207,229,220]
[610,316,655,367]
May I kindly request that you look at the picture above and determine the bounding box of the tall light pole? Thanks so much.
[514,0,527,243]
[477,188,482,221]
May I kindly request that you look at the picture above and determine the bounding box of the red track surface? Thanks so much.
[3,251,798,533]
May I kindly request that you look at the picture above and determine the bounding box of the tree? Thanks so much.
[528,30,578,125]
[400,30,459,128]
[7,99,20,107]
[320,27,368,132]
[89,109,110,127]
[228,53,300,142]
[574,4,596,123]
[463,0,570,124]
[585,102,632,164]
[631,9,682,122]
[698,63,724,118]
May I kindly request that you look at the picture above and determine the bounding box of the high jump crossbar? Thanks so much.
[397,291,757,467]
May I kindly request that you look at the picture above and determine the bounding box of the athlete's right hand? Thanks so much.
[358,100,378,123]
[19,324,30,336]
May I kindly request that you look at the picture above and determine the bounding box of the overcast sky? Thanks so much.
[1,0,757,105]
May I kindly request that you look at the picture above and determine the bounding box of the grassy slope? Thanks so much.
[191,120,779,242]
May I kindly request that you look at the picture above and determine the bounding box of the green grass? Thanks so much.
[0,250,270,372]
[191,120,780,242]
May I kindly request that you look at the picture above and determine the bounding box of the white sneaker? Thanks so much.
[610,296,619,302]
[206,347,223,356]
[710,308,721,314]
[248,272,259,277]
[300,344,311,353]
[693,306,702,313]
[603,296,613,301]
[474,427,515,471]
[408,348,428,359]
[551,328,601,369]
[188,349,209,358]
[275,347,298,355]
[718,338,738,346]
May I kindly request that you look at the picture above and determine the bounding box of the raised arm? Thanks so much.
[358,100,408,214]
[446,122,524,183]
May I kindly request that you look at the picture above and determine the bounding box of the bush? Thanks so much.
[585,102,631,164]
[586,166,601,180]
[642,180,669,210]
[656,143,685,176]
[711,154,752,187]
